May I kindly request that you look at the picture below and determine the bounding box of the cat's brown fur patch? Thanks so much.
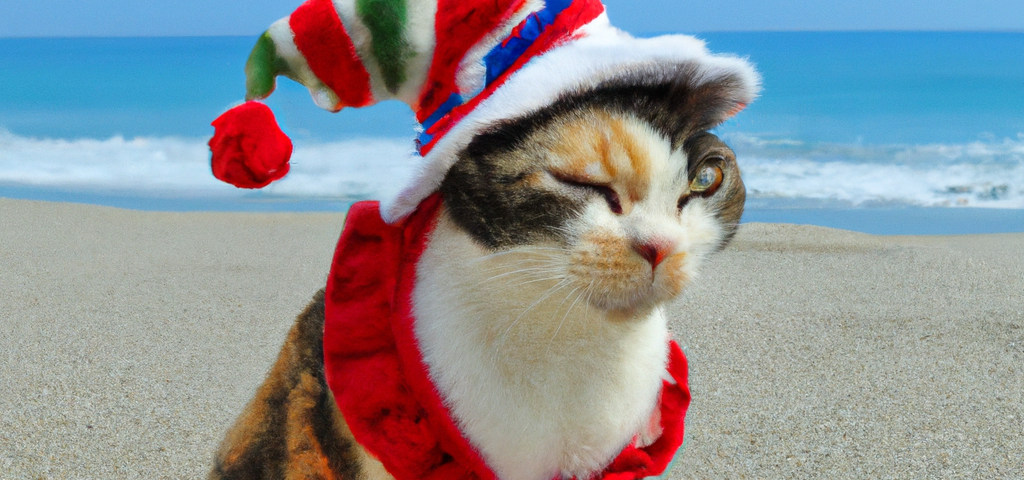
[547,111,656,206]
[209,290,364,480]
[604,112,653,201]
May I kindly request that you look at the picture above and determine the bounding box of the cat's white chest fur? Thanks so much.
[413,211,670,480]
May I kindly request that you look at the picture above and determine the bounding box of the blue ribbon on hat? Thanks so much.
[416,0,574,155]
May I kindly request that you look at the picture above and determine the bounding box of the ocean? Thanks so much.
[2,32,1023,234]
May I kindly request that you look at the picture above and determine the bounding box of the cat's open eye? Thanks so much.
[690,164,723,196]
[678,162,725,211]
[552,173,623,214]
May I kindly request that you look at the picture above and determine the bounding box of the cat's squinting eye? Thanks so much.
[551,173,623,214]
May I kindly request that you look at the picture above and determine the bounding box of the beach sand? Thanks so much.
[1,198,1021,479]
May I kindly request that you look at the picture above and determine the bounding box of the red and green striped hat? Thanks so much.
[209,0,760,222]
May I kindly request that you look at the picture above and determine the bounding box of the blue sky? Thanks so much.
[2,0,1023,37]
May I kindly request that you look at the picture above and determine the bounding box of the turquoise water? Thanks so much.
[0,36,416,140]
[1,33,1023,234]
[5,33,1022,143]
[703,31,1024,145]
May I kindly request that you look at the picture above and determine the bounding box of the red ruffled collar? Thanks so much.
[323,194,691,480]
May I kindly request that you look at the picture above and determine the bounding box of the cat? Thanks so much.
[209,63,747,480]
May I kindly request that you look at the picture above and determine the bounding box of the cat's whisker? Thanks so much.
[504,276,570,290]
[484,276,569,293]
[481,266,563,283]
[504,278,572,331]
[478,259,563,272]
[481,262,565,276]
[548,284,590,346]
[472,246,565,263]
[549,284,583,324]
[493,278,573,358]
[480,268,567,289]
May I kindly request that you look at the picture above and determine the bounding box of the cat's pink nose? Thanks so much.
[634,242,667,270]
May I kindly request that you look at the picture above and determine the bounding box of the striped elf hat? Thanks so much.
[209,0,760,222]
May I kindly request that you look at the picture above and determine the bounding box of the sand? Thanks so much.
[1,198,1021,479]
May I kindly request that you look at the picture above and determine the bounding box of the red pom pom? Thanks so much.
[209,101,293,188]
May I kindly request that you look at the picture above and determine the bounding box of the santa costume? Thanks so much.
[208,0,759,478]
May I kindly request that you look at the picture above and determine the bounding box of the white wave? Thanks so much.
[739,157,1024,208]
[728,133,1024,208]
[2,130,1023,209]
[0,130,418,201]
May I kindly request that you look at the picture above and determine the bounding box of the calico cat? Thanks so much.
[209,70,747,480]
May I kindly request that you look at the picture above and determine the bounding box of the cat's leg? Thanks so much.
[208,290,383,480]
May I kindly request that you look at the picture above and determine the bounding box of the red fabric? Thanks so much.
[416,0,526,121]
[209,101,292,188]
[323,196,689,480]
[324,195,493,479]
[418,0,604,156]
[290,0,373,109]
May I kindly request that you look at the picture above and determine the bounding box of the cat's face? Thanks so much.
[442,78,746,313]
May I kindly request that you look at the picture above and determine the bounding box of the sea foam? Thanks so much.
[2,130,1023,209]
[0,130,418,202]
[729,133,1024,209]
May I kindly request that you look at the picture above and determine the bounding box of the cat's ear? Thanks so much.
[671,58,759,131]
[651,56,760,136]
[590,51,759,142]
